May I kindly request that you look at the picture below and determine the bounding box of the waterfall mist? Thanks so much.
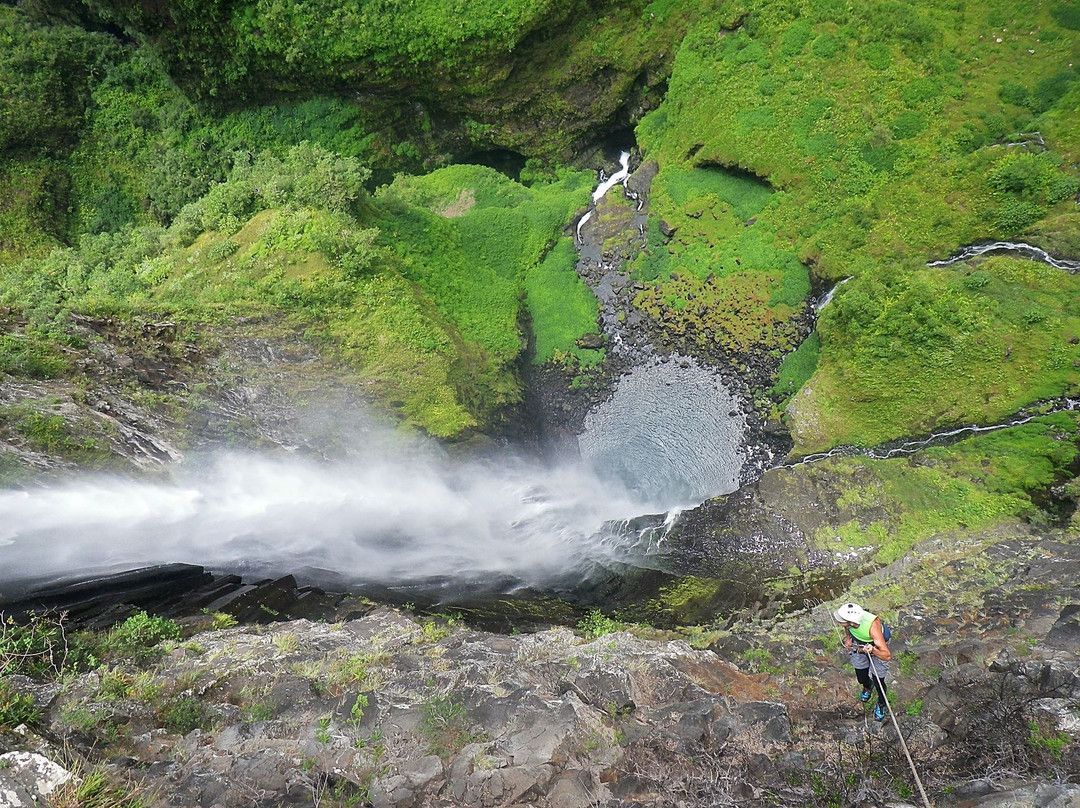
[0,442,674,595]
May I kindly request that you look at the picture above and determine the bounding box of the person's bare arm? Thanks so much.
[866,619,892,661]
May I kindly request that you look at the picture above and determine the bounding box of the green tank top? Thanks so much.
[849,611,877,644]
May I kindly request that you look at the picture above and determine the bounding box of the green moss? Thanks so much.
[628,164,809,370]
[525,239,602,366]
[793,256,1080,451]
[772,332,820,403]
[633,269,804,357]
[637,0,1080,448]
[644,576,731,625]
[804,414,1079,564]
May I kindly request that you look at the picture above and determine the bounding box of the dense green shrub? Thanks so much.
[0,333,70,378]
[780,20,814,57]
[811,33,840,59]
[176,142,371,235]
[1,613,69,678]
[159,696,209,734]
[0,8,112,152]
[97,611,182,663]
[1052,3,1080,30]
[0,680,39,728]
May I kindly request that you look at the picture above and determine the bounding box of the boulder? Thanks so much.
[0,752,74,808]
[1044,604,1080,652]
[559,663,637,712]
[962,782,1080,807]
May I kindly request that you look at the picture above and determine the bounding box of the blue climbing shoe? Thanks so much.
[859,689,872,703]
[874,702,886,721]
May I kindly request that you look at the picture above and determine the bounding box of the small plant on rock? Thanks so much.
[1029,721,1070,761]
[1,611,88,678]
[349,693,369,727]
[420,695,484,758]
[577,610,617,640]
[51,766,147,808]
[159,696,209,735]
[98,612,182,664]
[210,612,238,630]
[0,679,40,728]
[273,632,299,654]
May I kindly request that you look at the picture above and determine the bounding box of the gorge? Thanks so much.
[1,1,1080,806]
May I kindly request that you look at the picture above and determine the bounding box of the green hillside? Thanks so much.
[634,0,1080,451]
[1,0,1078,450]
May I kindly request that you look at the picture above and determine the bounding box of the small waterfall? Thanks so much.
[575,151,631,244]
[814,277,851,312]
[592,151,631,202]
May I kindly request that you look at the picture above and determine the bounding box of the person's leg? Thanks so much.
[868,659,889,700]
[868,659,890,719]
[855,666,874,698]
[872,676,887,701]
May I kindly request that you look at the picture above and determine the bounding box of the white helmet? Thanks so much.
[833,602,865,623]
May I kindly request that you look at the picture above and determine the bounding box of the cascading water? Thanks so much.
[0,446,668,594]
[0,149,745,600]
[572,147,751,505]
[928,241,1080,272]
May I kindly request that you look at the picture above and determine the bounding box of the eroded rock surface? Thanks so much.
[3,524,1078,808]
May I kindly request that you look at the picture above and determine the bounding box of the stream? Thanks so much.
[787,396,1080,466]
[928,240,1080,272]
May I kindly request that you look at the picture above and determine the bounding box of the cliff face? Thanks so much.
[1,2,1080,803]
[76,0,709,163]
[1,521,1078,808]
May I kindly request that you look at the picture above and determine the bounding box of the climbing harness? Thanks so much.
[827,610,933,808]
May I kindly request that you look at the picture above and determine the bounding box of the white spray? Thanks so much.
[0,447,670,590]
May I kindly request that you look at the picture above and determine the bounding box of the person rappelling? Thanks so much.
[833,602,892,721]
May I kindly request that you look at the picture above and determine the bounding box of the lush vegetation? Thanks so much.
[636,0,1080,449]
[1,0,1079,456]
[82,0,600,99]
[629,166,811,366]
[790,255,1080,449]
[799,412,1080,565]
[0,142,592,436]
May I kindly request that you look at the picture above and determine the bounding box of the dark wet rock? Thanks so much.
[0,565,350,629]
[0,564,217,621]
[1044,603,1080,651]
[576,332,606,350]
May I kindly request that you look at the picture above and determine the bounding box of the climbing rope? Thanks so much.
[829,617,933,808]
